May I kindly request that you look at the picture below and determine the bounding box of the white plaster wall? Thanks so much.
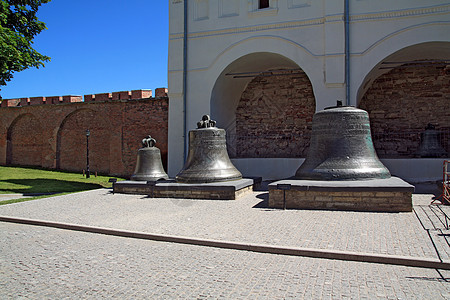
[231,158,304,180]
[381,159,449,183]
[168,0,450,179]
[231,158,449,183]
[349,6,450,105]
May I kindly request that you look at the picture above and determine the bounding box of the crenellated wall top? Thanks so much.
[0,88,168,108]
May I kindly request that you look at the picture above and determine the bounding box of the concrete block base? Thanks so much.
[113,178,261,200]
[268,177,414,212]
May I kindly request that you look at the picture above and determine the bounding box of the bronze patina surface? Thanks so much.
[295,104,391,181]
[131,135,169,181]
[176,115,242,183]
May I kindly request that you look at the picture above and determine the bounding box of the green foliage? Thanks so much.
[0,0,51,89]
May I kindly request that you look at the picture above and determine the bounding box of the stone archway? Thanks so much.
[359,42,450,158]
[56,109,111,173]
[7,114,43,166]
[210,52,316,158]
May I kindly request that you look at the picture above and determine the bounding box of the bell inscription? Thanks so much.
[295,104,391,181]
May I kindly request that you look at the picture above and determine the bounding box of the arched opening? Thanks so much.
[358,42,450,158]
[7,114,43,166]
[56,109,111,173]
[211,52,316,159]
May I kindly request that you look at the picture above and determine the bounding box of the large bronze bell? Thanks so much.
[415,124,448,158]
[131,135,169,181]
[295,102,391,180]
[176,115,242,183]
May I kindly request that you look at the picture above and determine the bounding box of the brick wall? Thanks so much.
[120,99,169,173]
[7,114,43,166]
[360,62,450,158]
[269,189,412,212]
[56,109,111,173]
[235,70,315,158]
[0,91,169,178]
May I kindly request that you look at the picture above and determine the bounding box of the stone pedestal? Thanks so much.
[268,177,414,212]
[113,178,260,200]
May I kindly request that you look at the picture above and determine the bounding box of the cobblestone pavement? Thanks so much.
[1,188,450,298]
[413,201,450,262]
[0,189,448,260]
[1,222,449,299]
[0,194,29,202]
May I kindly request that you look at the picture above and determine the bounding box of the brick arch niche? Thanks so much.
[358,42,450,158]
[210,52,316,159]
[7,114,43,166]
[236,69,315,158]
[56,109,111,174]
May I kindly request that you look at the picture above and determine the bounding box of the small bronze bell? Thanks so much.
[415,124,448,158]
[176,115,242,183]
[131,135,169,181]
[295,102,391,181]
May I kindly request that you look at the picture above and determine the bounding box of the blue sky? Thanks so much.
[1,0,168,99]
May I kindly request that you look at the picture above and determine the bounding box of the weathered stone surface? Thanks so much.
[360,62,450,158]
[235,70,315,158]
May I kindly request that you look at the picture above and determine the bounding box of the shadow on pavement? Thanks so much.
[412,182,442,199]
[253,192,269,208]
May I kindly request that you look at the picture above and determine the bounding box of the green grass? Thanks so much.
[0,166,124,201]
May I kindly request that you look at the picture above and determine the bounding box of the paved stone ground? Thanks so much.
[0,189,448,260]
[1,188,450,298]
[0,194,32,202]
[1,222,449,299]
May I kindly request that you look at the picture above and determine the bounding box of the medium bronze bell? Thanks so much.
[131,135,169,181]
[295,102,391,180]
[176,115,242,183]
[415,124,448,158]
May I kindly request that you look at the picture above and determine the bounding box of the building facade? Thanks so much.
[168,0,450,181]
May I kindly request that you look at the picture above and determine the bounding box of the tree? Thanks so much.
[0,0,51,91]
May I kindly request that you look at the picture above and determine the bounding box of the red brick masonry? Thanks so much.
[0,89,168,178]
[360,62,450,157]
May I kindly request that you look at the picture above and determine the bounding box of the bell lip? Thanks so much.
[176,167,242,181]
[294,168,391,181]
[130,174,169,181]
[175,174,243,184]
[293,174,392,181]
[175,168,242,183]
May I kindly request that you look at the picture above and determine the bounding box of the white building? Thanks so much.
[168,0,450,182]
